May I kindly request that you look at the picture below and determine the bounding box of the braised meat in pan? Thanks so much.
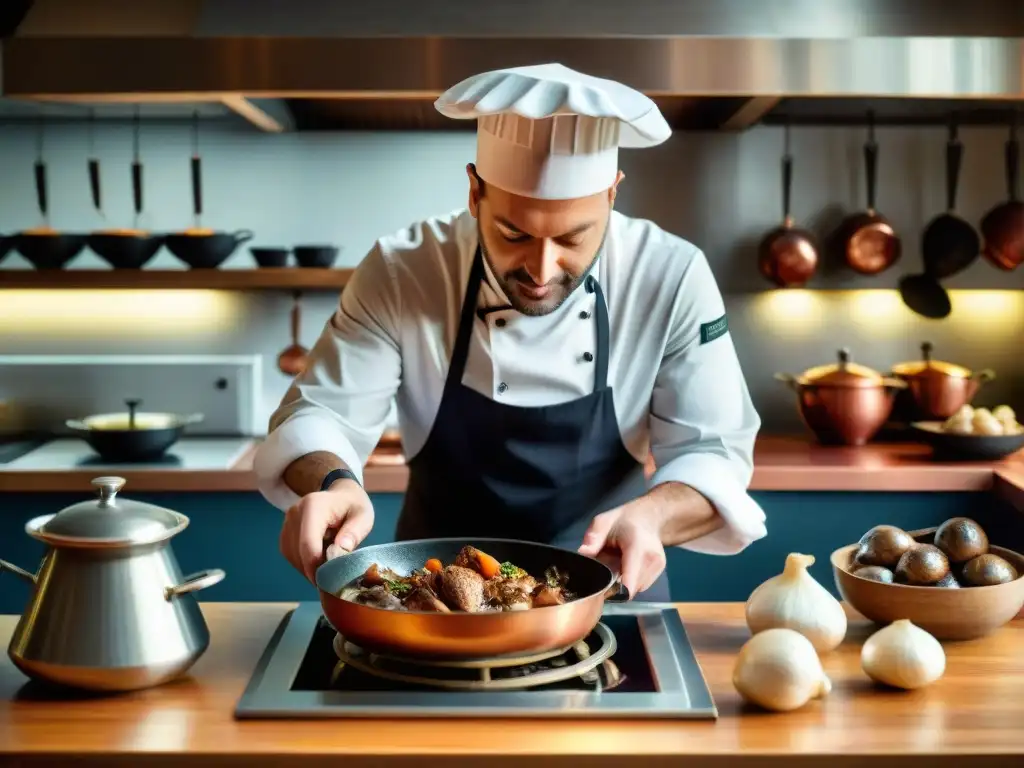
[338,545,575,612]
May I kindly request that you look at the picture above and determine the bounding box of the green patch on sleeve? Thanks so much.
[699,313,729,345]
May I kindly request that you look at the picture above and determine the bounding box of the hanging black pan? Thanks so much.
[899,117,979,319]
[164,112,253,269]
[13,117,87,270]
[316,538,628,660]
[88,108,165,269]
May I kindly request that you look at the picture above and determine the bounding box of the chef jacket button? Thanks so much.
[495,318,506,328]
[583,352,594,363]
[497,382,508,394]
[579,310,590,320]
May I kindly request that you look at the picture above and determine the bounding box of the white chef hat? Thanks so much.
[435,63,671,200]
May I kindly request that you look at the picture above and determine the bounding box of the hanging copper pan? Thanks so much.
[758,122,819,287]
[980,111,1024,271]
[840,112,902,275]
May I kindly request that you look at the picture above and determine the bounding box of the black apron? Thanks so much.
[397,245,670,601]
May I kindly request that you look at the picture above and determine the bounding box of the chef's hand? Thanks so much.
[577,504,666,598]
[279,479,374,583]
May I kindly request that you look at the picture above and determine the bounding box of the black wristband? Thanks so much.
[320,467,360,492]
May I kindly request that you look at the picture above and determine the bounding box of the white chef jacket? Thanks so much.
[254,208,767,555]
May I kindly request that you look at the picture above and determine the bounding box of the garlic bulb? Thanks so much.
[745,553,848,652]
[861,619,946,690]
[733,628,832,712]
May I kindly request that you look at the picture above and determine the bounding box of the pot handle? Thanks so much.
[0,558,38,585]
[604,575,631,603]
[232,230,255,245]
[165,568,225,600]
[971,369,996,383]
[178,413,205,426]
[65,419,88,430]
[774,372,801,391]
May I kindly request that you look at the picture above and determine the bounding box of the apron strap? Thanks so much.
[588,275,611,391]
[446,245,486,391]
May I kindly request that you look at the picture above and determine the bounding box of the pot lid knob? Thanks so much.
[92,476,126,505]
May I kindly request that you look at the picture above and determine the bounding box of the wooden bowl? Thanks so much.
[831,527,1024,640]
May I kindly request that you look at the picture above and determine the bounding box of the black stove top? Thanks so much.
[235,602,717,719]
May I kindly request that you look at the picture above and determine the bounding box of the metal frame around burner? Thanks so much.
[234,602,718,719]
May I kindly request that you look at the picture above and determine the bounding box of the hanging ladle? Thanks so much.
[277,291,309,376]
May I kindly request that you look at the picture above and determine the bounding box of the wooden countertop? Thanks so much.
[1,602,1022,767]
[2,435,1023,503]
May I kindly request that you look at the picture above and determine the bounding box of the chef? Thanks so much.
[255,63,767,601]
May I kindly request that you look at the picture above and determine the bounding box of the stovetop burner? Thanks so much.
[330,621,621,691]
[236,602,717,719]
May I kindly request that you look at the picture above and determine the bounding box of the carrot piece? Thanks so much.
[473,549,502,580]
[424,558,443,573]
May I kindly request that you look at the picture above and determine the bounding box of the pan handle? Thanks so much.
[945,118,962,213]
[864,116,878,214]
[971,369,996,383]
[604,575,631,603]
[1006,112,1019,203]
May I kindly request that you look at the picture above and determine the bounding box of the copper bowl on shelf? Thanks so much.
[776,348,907,446]
[831,527,1024,640]
[890,341,994,421]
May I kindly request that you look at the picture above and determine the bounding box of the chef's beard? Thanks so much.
[478,224,607,317]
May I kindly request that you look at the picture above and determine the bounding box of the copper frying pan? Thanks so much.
[841,112,902,275]
[758,122,819,287]
[980,111,1024,271]
[315,538,628,660]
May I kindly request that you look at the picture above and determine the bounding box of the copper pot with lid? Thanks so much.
[890,342,995,421]
[776,348,907,446]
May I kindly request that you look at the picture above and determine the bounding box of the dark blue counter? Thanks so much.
[1,491,1021,614]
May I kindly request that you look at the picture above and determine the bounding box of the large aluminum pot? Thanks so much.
[890,341,995,421]
[0,476,225,692]
[776,348,907,446]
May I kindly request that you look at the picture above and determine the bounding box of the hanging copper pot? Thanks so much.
[890,342,995,421]
[776,348,907,446]
[277,291,309,376]
[980,111,1024,271]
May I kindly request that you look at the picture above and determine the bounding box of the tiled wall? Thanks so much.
[2,119,1022,434]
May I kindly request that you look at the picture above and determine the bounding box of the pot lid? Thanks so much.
[32,476,187,545]
[798,348,885,388]
[890,341,972,378]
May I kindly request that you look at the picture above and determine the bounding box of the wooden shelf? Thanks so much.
[0,269,353,291]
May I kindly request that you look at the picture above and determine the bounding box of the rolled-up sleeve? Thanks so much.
[254,245,402,510]
[648,249,767,555]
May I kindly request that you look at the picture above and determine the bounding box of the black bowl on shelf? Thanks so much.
[0,235,11,264]
[911,420,1024,461]
[87,232,165,269]
[294,245,339,268]
[13,232,88,270]
[164,229,254,269]
[251,247,291,268]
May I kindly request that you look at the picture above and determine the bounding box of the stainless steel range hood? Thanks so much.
[2,0,1022,132]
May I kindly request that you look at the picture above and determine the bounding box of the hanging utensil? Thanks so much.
[841,112,902,275]
[164,112,253,268]
[899,116,978,320]
[757,121,819,287]
[87,108,102,216]
[87,107,164,269]
[12,115,87,269]
[277,291,310,376]
[980,111,1024,271]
